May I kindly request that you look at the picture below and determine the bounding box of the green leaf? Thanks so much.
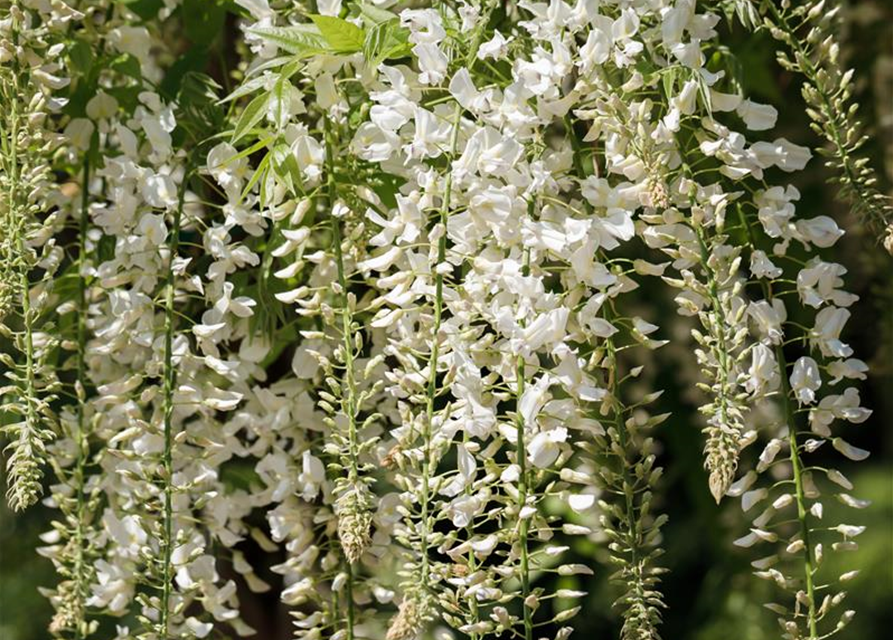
[221,75,269,104]
[105,85,140,114]
[248,25,327,56]
[309,14,365,52]
[271,142,303,195]
[64,77,96,118]
[220,462,261,492]
[660,66,679,102]
[380,24,411,62]
[231,91,270,144]
[370,172,405,210]
[696,73,713,115]
[268,75,290,131]
[363,21,387,64]
[225,135,275,165]
[178,72,223,108]
[364,20,410,64]
[222,54,301,105]
[240,150,270,205]
[244,55,294,79]
[357,3,398,25]
[68,39,94,74]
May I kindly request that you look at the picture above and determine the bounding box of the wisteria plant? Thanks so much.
[0,1,888,639]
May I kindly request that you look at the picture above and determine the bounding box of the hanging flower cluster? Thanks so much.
[0,1,884,640]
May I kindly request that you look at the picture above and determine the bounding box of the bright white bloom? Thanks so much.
[528,427,568,469]
[791,357,821,405]
[811,307,853,358]
[745,344,779,396]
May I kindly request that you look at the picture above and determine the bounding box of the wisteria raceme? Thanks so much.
[1,0,73,513]
[0,1,886,639]
[756,0,893,246]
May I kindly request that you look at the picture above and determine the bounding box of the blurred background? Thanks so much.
[2,2,891,638]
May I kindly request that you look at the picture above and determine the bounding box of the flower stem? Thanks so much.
[420,0,497,594]
[72,154,91,640]
[1,11,47,511]
[736,205,818,638]
[567,110,662,635]
[159,163,190,638]
[692,221,743,503]
[514,353,532,640]
[774,345,819,639]
[421,106,455,582]
[602,301,655,636]
[324,115,357,640]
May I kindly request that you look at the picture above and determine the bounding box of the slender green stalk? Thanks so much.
[774,346,818,638]
[693,227,734,398]
[17,240,38,448]
[604,332,639,564]
[463,432,481,640]
[2,9,46,511]
[159,164,190,638]
[420,101,455,583]
[566,123,642,556]
[601,301,658,638]
[325,129,359,488]
[420,0,497,595]
[692,221,745,503]
[71,154,91,640]
[514,353,532,640]
[566,112,663,636]
[736,206,818,638]
[323,115,357,640]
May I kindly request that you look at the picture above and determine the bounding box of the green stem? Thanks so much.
[603,303,643,594]
[16,181,39,482]
[3,10,44,511]
[420,101,456,583]
[515,354,532,640]
[567,109,659,633]
[775,345,818,638]
[736,205,818,638]
[420,0,497,594]
[323,116,357,640]
[566,118,641,556]
[159,164,189,638]
[463,433,481,640]
[693,225,734,392]
[72,154,91,640]
[692,221,741,501]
